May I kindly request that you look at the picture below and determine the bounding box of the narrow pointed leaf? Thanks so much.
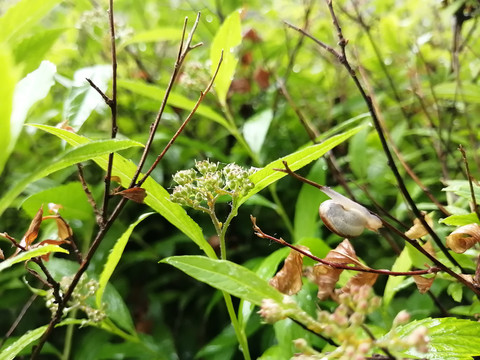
[28,125,215,258]
[161,255,283,305]
[0,138,143,215]
[97,213,153,307]
[0,245,69,273]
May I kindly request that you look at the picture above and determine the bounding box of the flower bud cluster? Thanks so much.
[170,160,256,209]
[45,274,106,323]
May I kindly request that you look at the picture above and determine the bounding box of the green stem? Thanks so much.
[207,198,251,360]
[61,309,77,360]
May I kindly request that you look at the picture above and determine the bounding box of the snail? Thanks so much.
[318,187,382,238]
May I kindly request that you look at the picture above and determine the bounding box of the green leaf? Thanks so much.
[161,256,284,305]
[442,180,480,201]
[0,325,47,360]
[293,159,326,242]
[440,213,480,226]
[29,125,215,258]
[243,109,273,155]
[0,138,143,216]
[0,0,62,43]
[0,245,69,273]
[21,182,92,220]
[117,79,230,129]
[97,213,154,307]
[383,246,412,307]
[238,125,365,207]
[447,282,463,302]
[10,61,56,155]
[13,28,65,75]
[393,317,480,359]
[433,82,480,104]
[63,65,112,131]
[210,10,242,105]
[119,27,183,49]
[0,45,20,175]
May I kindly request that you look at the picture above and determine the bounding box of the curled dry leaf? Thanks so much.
[413,274,436,294]
[114,187,147,204]
[446,223,480,253]
[42,215,74,240]
[405,213,434,239]
[269,246,308,295]
[20,206,44,249]
[308,239,367,300]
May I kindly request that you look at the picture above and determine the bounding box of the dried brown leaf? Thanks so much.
[308,264,342,300]
[413,275,435,294]
[20,206,44,248]
[269,247,307,295]
[114,187,147,204]
[405,213,434,239]
[446,223,480,253]
[342,272,378,294]
[42,215,73,240]
[423,240,436,258]
[326,239,364,267]
[254,68,270,90]
[0,248,4,260]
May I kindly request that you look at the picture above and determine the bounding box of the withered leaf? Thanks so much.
[342,272,378,294]
[42,215,73,240]
[308,239,367,300]
[114,187,147,204]
[446,223,480,253]
[0,248,4,260]
[269,246,308,295]
[20,206,44,248]
[254,68,270,90]
[413,274,436,294]
[405,213,434,239]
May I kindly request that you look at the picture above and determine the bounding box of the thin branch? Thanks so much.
[252,216,439,277]
[129,13,203,188]
[137,50,223,186]
[275,161,480,296]
[1,293,38,347]
[459,145,480,222]
[287,1,464,272]
[77,164,101,225]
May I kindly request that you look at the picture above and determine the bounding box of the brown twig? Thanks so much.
[137,50,224,186]
[285,2,464,272]
[129,13,203,188]
[252,215,438,277]
[276,161,480,296]
[459,145,480,222]
[77,164,101,225]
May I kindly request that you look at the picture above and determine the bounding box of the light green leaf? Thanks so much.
[210,10,242,105]
[119,27,183,49]
[21,182,92,220]
[440,213,480,226]
[29,125,215,258]
[13,28,65,75]
[238,125,365,207]
[10,61,56,154]
[63,65,112,131]
[442,180,480,201]
[447,282,463,302]
[161,256,283,305]
[243,109,273,155]
[117,79,230,129]
[383,246,412,307]
[0,138,143,216]
[393,317,480,359]
[0,325,47,360]
[0,0,62,43]
[433,82,480,104]
[0,45,20,175]
[97,213,153,307]
[0,245,69,273]
[293,159,326,242]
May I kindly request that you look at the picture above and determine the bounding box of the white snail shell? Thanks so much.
[318,187,382,238]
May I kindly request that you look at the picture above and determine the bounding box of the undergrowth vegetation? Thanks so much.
[1,0,480,359]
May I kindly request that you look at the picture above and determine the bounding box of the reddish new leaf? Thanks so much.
[114,187,147,204]
[269,247,307,295]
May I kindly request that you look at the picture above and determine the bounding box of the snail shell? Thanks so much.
[318,187,382,238]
